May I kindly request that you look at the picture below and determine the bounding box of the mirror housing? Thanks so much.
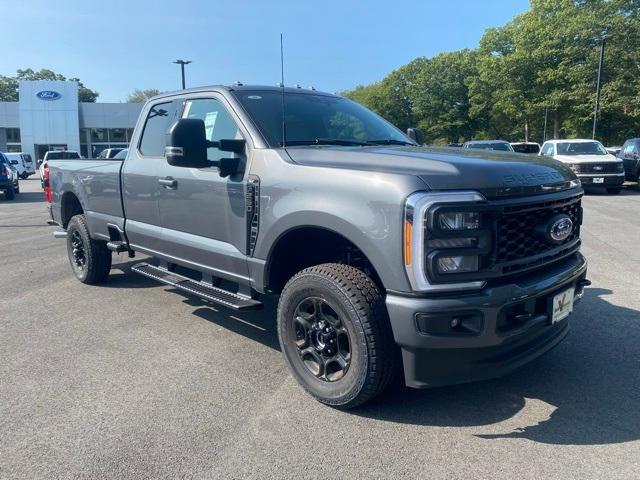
[166,118,210,168]
[165,119,246,175]
[406,128,423,145]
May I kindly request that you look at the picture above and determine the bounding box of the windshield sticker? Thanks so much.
[204,111,218,140]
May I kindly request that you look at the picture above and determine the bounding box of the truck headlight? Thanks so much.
[616,162,624,173]
[438,212,480,230]
[404,191,487,292]
[437,255,479,273]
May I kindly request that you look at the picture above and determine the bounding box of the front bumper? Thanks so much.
[578,173,624,187]
[386,253,588,388]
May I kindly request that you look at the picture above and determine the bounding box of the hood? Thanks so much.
[285,145,578,199]
[553,153,621,164]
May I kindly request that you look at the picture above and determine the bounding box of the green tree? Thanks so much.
[126,88,162,103]
[0,68,99,102]
[412,50,478,143]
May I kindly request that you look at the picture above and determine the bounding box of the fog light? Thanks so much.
[438,212,480,230]
[437,255,479,273]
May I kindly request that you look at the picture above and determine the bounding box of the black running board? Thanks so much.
[131,262,262,311]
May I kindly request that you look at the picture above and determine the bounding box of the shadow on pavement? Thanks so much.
[96,261,640,446]
[177,292,280,351]
[101,259,159,289]
[1,192,46,204]
[353,287,640,445]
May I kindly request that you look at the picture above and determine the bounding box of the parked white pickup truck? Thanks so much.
[540,139,624,194]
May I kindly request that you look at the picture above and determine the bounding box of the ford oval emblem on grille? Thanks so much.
[545,214,573,244]
[36,90,62,101]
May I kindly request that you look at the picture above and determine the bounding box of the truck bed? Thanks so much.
[48,158,125,240]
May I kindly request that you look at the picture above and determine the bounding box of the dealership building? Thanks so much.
[0,80,143,160]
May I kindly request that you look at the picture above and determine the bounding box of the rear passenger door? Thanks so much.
[122,100,181,252]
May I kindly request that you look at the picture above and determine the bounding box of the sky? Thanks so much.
[0,0,529,102]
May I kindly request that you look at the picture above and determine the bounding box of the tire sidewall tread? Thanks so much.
[66,214,112,284]
[277,263,396,409]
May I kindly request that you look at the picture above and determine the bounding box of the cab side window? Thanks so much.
[541,143,554,156]
[182,98,241,163]
[139,102,177,157]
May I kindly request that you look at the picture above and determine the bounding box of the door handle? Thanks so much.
[158,176,177,189]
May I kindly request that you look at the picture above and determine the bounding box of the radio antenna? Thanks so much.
[280,33,286,148]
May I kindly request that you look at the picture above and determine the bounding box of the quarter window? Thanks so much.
[182,98,241,163]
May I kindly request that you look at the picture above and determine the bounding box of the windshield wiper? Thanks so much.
[365,139,414,146]
[283,138,368,147]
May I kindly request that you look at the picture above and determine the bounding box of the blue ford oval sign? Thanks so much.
[36,91,62,101]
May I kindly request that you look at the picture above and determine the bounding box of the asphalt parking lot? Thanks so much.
[1,179,640,479]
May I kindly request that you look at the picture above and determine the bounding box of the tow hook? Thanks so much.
[575,279,591,300]
[53,230,67,239]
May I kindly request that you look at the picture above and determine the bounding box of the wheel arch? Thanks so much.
[259,212,405,293]
[60,191,84,228]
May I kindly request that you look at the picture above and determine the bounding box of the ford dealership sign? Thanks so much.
[36,90,62,101]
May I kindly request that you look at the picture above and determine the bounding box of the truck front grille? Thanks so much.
[494,193,582,274]
[573,163,619,174]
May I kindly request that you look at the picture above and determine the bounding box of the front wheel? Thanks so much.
[66,214,112,284]
[277,263,396,409]
[4,187,15,200]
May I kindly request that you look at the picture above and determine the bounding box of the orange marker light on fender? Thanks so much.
[404,220,412,266]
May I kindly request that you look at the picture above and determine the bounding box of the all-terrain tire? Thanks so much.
[66,214,112,284]
[4,187,15,200]
[277,263,397,409]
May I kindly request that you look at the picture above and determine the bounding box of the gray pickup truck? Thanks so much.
[46,85,589,408]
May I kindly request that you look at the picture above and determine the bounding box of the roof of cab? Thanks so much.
[149,84,336,102]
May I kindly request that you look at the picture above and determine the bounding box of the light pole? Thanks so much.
[173,59,192,89]
[592,31,610,139]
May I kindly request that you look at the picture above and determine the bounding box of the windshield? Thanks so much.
[557,142,607,155]
[114,149,128,159]
[512,144,540,154]
[467,142,513,152]
[47,151,80,160]
[234,90,412,147]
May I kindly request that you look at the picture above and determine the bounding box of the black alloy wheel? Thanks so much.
[293,296,352,382]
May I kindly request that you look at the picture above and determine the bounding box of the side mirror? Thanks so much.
[165,118,211,168]
[165,119,245,177]
[406,128,423,145]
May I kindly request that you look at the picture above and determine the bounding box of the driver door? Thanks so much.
[156,96,250,283]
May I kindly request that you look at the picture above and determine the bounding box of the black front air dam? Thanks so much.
[386,253,588,388]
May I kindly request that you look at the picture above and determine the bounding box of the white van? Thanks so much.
[4,152,35,179]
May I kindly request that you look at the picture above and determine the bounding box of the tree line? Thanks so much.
[342,0,640,146]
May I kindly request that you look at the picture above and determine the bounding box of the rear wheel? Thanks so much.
[66,214,112,284]
[277,263,396,409]
[606,187,621,195]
